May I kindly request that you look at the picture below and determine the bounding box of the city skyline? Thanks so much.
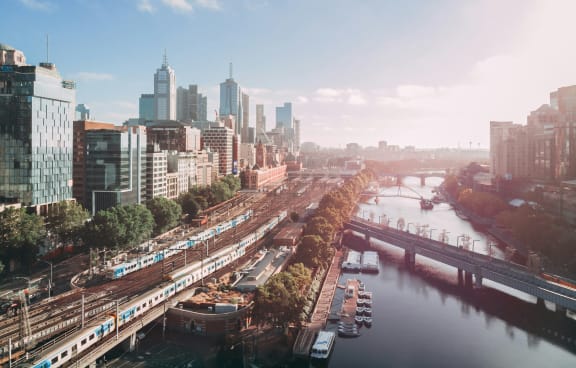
[3,0,576,148]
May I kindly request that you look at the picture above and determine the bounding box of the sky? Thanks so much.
[2,0,576,149]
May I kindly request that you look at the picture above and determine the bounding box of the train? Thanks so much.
[20,210,286,368]
[105,209,253,279]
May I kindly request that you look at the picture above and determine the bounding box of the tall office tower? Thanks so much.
[256,104,265,134]
[199,94,207,121]
[490,121,529,179]
[83,125,147,214]
[139,94,154,121]
[202,126,234,175]
[550,85,576,178]
[176,85,200,122]
[275,102,293,130]
[0,44,75,214]
[219,63,241,135]
[293,119,301,152]
[154,52,176,120]
[241,92,250,143]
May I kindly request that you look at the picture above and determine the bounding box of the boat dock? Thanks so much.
[293,248,344,358]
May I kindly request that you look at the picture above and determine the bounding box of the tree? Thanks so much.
[255,272,306,328]
[45,201,89,246]
[178,192,201,219]
[0,208,45,273]
[82,204,154,251]
[147,197,182,235]
[290,212,300,222]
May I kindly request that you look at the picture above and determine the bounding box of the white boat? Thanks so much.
[310,330,336,360]
[363,316,372,327]
[363,299,372,307]
[356,306,365,315]
[364,308,372,316]
[355,315,364,324]
[356,298,366,307]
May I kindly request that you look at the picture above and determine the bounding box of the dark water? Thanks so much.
[321,177,576,368]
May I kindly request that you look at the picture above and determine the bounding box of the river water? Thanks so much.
[319,176,576,368]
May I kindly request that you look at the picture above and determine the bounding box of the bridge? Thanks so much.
[287,168,357,179]
[344,217,576,313]
[362,183,428,201]
[378,170,447,186]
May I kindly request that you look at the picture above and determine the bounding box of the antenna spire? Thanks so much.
[163,48,168,67]
[229,62,233,79]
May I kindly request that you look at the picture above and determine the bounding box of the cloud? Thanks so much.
[347,93,366,105]
[195,0,221,10]
[18,0,54,11]
[162,0,193,12]
[296,96,309,104]
[137,0,155,13]
[71,72,115,81]
[242,87,272,95]
[315,88,343,97]
[396,85,437,99]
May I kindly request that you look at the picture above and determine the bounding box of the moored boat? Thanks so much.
[364,308,372,316]
[420,198,434,210]
[310,330,336,360]
[356,306,365,315]
[355,315,364,324]
[363,316,372,327]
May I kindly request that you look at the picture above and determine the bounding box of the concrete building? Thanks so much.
[202,125,234,176]
[177,84,203,122]
[255,104,265,136]
[146,151,168,200]
[168,151,196,195]
[293,119,301,152]
[195,150,215,187]
[490,121,530,180]
[0,44,75,214]
[241,164,286,190]
[154,54,176,120]
[239,143,256,170]
[146,121,201,152]
[275,102,293,130]
[241,92,250,143]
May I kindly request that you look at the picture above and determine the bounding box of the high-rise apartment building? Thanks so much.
[0,44,75,214]
[177,85,201,122]
[154,54,176,120]
[293,119,301,152]
[198,95,207,121]
[202,126,234,176]
[147,121,201,152]
[219,64,241,135]
[489,121,529,179]
[139,94,154,121]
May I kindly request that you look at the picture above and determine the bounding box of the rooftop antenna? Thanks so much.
[163,48,168,67]
[229,62,233,79]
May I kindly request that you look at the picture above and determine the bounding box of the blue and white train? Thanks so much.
[22,210,286,368]
[105,210,253,280]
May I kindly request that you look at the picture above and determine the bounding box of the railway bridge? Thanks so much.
[344,217,576,313]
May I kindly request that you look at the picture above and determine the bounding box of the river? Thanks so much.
[318,176,576,368]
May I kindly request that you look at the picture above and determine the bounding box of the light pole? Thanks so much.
[407,223,413,233]
[38,259,53,298]
[430,228,436,240]
[457,235,465,247]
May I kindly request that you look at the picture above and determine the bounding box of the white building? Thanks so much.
[154,54,176,121]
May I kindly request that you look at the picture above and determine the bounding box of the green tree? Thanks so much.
[147,197,182,235]
[255,272,305,328]
[45,200,90,246]
[178,192,201,219]
[0,208,45,273]
[289,211,300,222]
[211,181,232,203]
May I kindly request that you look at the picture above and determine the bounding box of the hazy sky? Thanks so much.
[3,0,576,148]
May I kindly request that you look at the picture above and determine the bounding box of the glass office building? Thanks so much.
[0,44,75,213]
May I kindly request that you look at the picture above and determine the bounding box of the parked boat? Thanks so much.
[420,199,434,210]
[355,315,364,324]
[363,316,373,327]
[363,299,372,308]
[364,308,372,316]
[310,330,336,360]
[356,298,366,307]
[356,306,365,315]
[358,281,366,292]
[338,327,361,337]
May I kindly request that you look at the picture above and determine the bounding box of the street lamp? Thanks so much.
[429,228,436,240]
[457,235,465,247]
[38,259,53,299]
[407,223,414,233]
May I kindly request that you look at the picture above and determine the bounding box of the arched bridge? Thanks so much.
[344,217,576,313]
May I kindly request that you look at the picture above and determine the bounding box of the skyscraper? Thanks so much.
[275,102,293,130]
[154,52,176,120]
[241,92,250,143]
[219,63,241,134]
[0,44,75,214]
[294,119,301,151]
[256,104,265,135]
[139,94,154,121]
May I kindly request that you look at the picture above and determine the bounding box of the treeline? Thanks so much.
[443,174,576,274]
[0,175,241,278]
[254,169,375,328]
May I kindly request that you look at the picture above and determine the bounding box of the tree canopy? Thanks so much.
[0,207,46,273]
[147,197,182,235]
[45,200,90,246]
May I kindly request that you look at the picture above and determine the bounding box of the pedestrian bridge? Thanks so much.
[344,217,576,313]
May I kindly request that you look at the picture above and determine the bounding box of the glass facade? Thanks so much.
[0,64,74,210]
[219,78,241,134]
[85,127,146,214]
